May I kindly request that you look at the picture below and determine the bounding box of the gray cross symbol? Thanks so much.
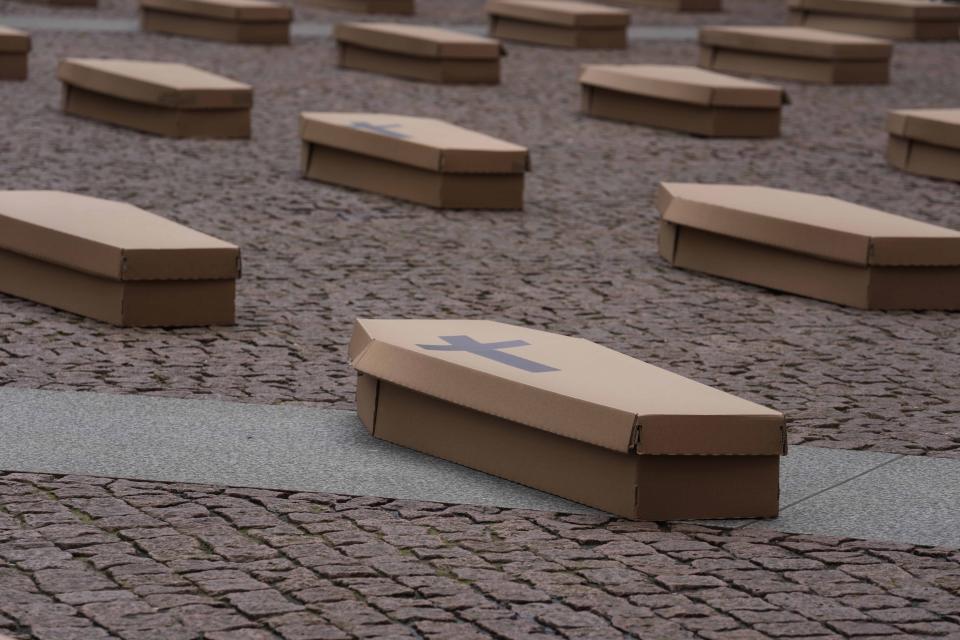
[350,121,408,139]
[417,335,560,373]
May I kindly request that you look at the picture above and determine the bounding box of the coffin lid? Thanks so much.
[788,0,960,20]
[887,108,960,151]
[485,0,630,27]
[0,25,30,53]
[0,191,240,281]
[350,318,785,456]
[657,183,960,267]
[334,22,501,59]
[141,0,292,21]
[58,58,253,109]
[699,26,893,60]
[579,64,784,108]
[300,112,529,174]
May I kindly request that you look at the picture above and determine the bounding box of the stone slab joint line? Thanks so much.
[731,454,907,530]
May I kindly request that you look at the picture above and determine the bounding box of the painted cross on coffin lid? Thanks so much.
[351,122,409,139]
[417,335,560,373]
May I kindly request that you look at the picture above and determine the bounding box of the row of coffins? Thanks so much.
[43,56,960,184]
[1,182,957,329]
[3,189,959,516]
[16,0,960,49]
[0,21,900,88]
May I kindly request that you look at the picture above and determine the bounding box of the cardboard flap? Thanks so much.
[887,108,960,151]
[638,415,786,455]
[485,0,630,27]
[334,22,501,59]
[349,318,784,455]
[0,191,240,281]
[657,183,960,266]
[300,113,528,174]
[0,25,30,53]
[788,0,960,20]
[141,0,292,21]
[579,64,783,108]
[58,59,253,109]
[699,26,893,60]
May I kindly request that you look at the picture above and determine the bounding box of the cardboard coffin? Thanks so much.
[141,0,292,44]
[657,183,960,309]
[24,0,97,7]
[58,58,253,138]
[887,108,960,183]
[300,113,529,209]
[699,25,893,84]
[350,318,786,520]
[607,0,722,12]
[0,191,240,326]
[0,26,30,81]
[486,0,630,48]
[788,0,960,40]
[303,0,415,13]
[580,64,785,137]
[335,22,502,84]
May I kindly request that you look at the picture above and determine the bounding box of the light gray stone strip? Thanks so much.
[0,387,595,514]
[0,15,697,40]
[1,386,957,548]
[741,455,960,549]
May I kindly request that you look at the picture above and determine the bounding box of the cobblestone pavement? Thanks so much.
[0,471,958,640]
[2,27,959,457]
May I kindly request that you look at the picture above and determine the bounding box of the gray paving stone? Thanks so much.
[742,455,960,548]
[0,387,594,514]
[2,388,960,547]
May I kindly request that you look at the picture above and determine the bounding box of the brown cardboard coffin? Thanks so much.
[22,0,97,7]
[350,318,786,520]
[141,0,292,43]
[887,108,960,182]
[486,0,630,48]
[699,25,893,84]
[335,22,502,84]
[58,58,253,138]
[0,25,30,81]
[580,64,785,137]
[788,0,960,40]
[657,183,960,309]
[607,0,722,12]
[0,191,240,326]
[303,0,415,13]
[300,112,529,209]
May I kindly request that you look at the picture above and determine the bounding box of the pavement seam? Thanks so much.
[733,453,907,532]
